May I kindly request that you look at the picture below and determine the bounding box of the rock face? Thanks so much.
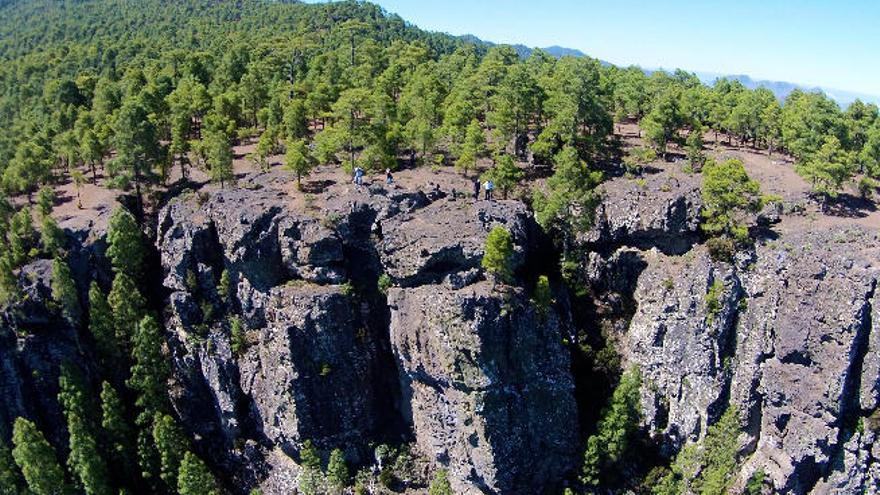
[383,200,577,493]
[582,170,703,254]
[614,226,880,494]
[157,184,579,493]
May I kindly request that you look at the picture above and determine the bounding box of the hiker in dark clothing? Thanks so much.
[385,168,393,184]
[473,178,480,200]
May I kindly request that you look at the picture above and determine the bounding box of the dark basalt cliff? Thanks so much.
[1,170,879,494]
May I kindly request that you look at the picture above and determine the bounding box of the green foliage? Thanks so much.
[685,128,706,171]
[326,448,350,489]
[481,226,515,284]
[285,138,317,189]
[0,439,25,495]
[300,439,321,471]
[701,159,762,244]
[483,154,524,199]
[532,275,552,318]
[89,282,121,365]
[35,187,55,218]
[108,272,146,353]
[218,268,232,304]
[428,469,453,495]
[40,215,66,258]
[7,208,36,267]
[128,315,170,419]
[795,135,855,198]
[106,207,145,278]
[456,119,487,175]
[229,315,247,357]
[177,451,219,495]
[377,273,393,295]
[51,256,81,325]
[705,279,725,322]
[100,381,136,481]
[744,470,767,495]
[59,364,111,495]
[11,417,66,495]
[533,145,603,234]
[204,131,234,187]
[581,368,642,487]
[152,413,189,490]
[656,406,742,495]
[642,89,685,155]
[623,146,657,176]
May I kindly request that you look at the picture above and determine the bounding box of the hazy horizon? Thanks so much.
[308,0,880,100]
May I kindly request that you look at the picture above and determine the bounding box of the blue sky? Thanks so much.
[310,0,880,97]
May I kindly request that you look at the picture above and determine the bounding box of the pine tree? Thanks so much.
[106,206,145,278]
[59,364,111,495]
[100,381,136,481]
[40,214,66,258]
[51,256,81,326]
[285,137,316,190]
[0,439,25,495]
[204,130,234,188]
[7,208,35,267]
[177,451,219,495]
[300,439,321,471]
[11,417,66,495]
[483,154,523,199]
[581,368,641,487]
[108,272,146,353]
[456,119,486,176]
[481,226,515,284]
[89,282,121,365]
[0,252,19,306]
[326,448,350,489]
[35,186,55,219]
[218,268,232,304]
[152,413,188,490]
[128,315,169,414]
[128,315,170,483]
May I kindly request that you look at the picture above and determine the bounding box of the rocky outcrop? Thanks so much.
[622,247,742,455]
[384,200,577,493]
[616,226,880,494]
[157,183,579,493]
[583,170,703,254]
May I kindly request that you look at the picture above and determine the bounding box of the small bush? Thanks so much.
[705,280,725,322]
[706,237,736,262]
[377,273,392,295]
[532,275,552,318]
[428,469,453,495]
[229,316,247,356]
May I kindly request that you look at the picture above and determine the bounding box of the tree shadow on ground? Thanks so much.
[301,179,335,194]
[820,193,877,218]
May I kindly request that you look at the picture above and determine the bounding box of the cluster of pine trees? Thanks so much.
[1,0,879,493]
[1,205,220,495]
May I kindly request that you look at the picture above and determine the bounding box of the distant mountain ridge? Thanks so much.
[460,33,878,107]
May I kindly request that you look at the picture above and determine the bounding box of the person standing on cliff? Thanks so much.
[484,179,494,200]
[473,177,480,200]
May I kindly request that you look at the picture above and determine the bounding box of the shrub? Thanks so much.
[706,236,736,263]
[705,279,725,322]
[532,275,552,318]
[428,469,453,495]
[229,316,247,357]
[377,273,392,295]
[481,226,514,284]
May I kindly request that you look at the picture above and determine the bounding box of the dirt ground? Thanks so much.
[616,122,880,235]
[28,123,880,239]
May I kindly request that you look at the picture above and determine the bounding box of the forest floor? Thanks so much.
[36,124,880,239]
